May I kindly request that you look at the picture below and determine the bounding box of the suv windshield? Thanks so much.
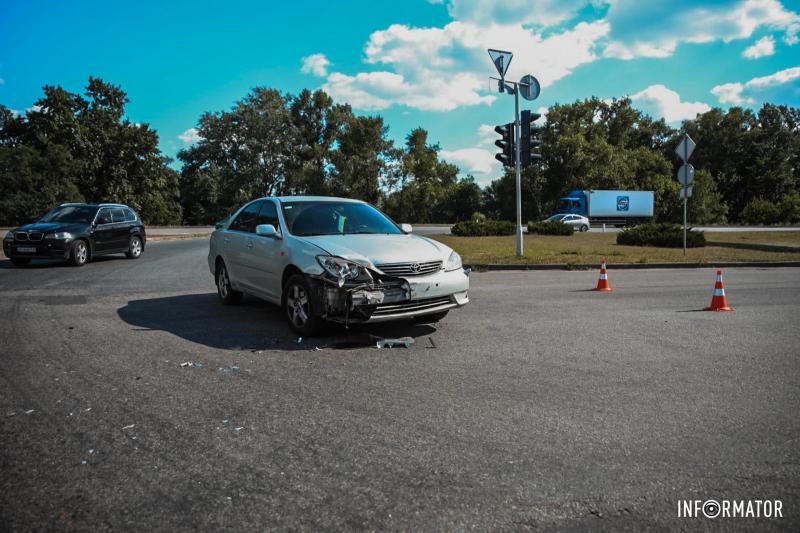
[281,201,403,237]
[39,205,98,224]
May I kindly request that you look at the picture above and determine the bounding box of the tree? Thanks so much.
[0,78,181,226]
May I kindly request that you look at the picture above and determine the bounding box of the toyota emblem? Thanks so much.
[410,263,421,273]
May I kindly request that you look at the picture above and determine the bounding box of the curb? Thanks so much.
[467,261,800,271]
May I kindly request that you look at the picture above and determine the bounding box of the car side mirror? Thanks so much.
[255,224,279,238]
[400,223,413,233]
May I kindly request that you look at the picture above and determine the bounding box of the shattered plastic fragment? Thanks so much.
[234,426,244,431]
[296,336,303,344]
[217,363,241,375]
[180,361,204,368]
[376,337,414,349]
[122,424,135,430]
[24,409,35,415]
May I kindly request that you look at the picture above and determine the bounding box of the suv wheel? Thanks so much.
[216,261,243,305]
[10,257,30,267]
[69,239,89,266]
[282,274,321,336]
[126,236,143,259]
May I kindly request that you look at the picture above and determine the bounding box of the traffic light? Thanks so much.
[520,109,542,167]
[494,122,515,167]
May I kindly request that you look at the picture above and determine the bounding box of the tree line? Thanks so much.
[2,77,798,226]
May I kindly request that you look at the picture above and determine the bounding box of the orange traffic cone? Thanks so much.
[593,259,613,291]
[704,270,734,311]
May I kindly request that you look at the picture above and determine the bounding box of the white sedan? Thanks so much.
[208,196,470,335]
[546,214,591,232]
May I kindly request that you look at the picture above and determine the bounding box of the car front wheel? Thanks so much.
[282,274,321,336]
[580,224,589,232]
[69,239,89,266]
[216,261,242,305]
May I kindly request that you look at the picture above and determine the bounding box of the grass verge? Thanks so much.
[431,231,800,265]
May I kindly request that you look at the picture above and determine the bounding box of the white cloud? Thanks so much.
[444,0,591,27]
[178,127,201,144]
[711,66,800,105]
[440,147,499,177]
[630,84,711,124]
[322,19,609,112]
[477,124,496,146]
[743,35,776,58]
[301,53,331,77]
[604,0,800,60]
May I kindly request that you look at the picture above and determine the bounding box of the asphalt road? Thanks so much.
[1,239,799,531]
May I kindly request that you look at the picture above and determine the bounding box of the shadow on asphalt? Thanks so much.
[0,255,126,269]
[706,241,800,253]
[117,292,437,351]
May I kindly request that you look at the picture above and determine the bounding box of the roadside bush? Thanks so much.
[527,220,574,236]
[778,193,800,224]
[617,223,705,248]
[741,197,781,225]
[451,219,516,236]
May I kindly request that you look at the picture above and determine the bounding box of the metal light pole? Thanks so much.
[513,85,523,256]
[487,49,539,258]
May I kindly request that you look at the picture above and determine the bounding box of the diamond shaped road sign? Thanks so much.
[488,49,513,78]
[675,134,696,162]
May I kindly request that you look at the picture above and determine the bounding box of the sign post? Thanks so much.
[675,134,696,256]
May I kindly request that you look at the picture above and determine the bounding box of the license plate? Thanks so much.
[17,247,36,253]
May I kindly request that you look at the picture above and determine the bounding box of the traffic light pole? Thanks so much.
[513,86,523,257]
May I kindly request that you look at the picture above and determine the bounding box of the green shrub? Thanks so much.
[527,220,574,236]
[778,193,800,224]
[471,212,487,223]
[451,219,516,236]
[617,223,705,248]
[741,197,781,225]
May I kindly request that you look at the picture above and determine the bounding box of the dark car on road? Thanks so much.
[3,203,146,267]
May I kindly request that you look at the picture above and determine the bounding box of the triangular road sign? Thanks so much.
[488,49,513,78]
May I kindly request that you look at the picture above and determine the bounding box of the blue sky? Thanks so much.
[1,0,799,185]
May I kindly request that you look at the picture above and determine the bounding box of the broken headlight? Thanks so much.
[444,250,462,271]
[316,256,371,286]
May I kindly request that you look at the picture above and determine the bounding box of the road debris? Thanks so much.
[217,363,240,375]
[376,337,414,349]
[234,426,245,431]
[24,409,35,415]
[427,337,437,349]
[180,361,204,368]
[296,337,303,344]
[122,424,135,430]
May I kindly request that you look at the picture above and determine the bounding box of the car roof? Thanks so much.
[271,196,365,204]
[60,202,128,208]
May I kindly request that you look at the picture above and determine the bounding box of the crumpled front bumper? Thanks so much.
[310,267,470,324]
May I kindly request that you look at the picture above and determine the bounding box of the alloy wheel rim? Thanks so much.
[218,266,229,298]
[132,239,141,256]
[77,243,87,263]
[286,284,309,327]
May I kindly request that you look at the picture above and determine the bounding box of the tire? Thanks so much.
[580,224,589,232]
[126,235,143,259]
[282,274,322,336]
[10,257,30,267]
[68,239,89,266]
[413,310,449,324]
[216,261,243,305]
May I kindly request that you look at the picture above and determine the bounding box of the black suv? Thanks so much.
[3,203,146,267]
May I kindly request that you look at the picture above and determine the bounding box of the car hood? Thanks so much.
[15,222,87,233]
[297,233,451,267]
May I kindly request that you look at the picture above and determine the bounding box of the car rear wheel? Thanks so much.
[216,261,242,305]
[413,310,449,324]
[282,274,321,336]
[69,239,89,266]
[10,257,30,267]
[126,236,143,259]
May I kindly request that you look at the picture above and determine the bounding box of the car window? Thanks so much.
[39,205,98,224]
[281,201,402,236]
[111,208,126,222]
[96,208,113,224]
[123,208,137,222]
[229,202,261,233]
[255,201,280,230]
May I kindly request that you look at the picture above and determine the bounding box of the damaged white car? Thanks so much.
[207,196,470,335]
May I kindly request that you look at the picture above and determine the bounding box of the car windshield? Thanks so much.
[281,201,403,236]
[39,205,98,224]
[547,214,566,221]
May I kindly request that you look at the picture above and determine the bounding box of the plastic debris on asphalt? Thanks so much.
[122,424,135,430]
[376,337,414,349]
[217,363,240,375]
[296,337,303,344]
[24,409,35,415]
[180,361,204,368]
